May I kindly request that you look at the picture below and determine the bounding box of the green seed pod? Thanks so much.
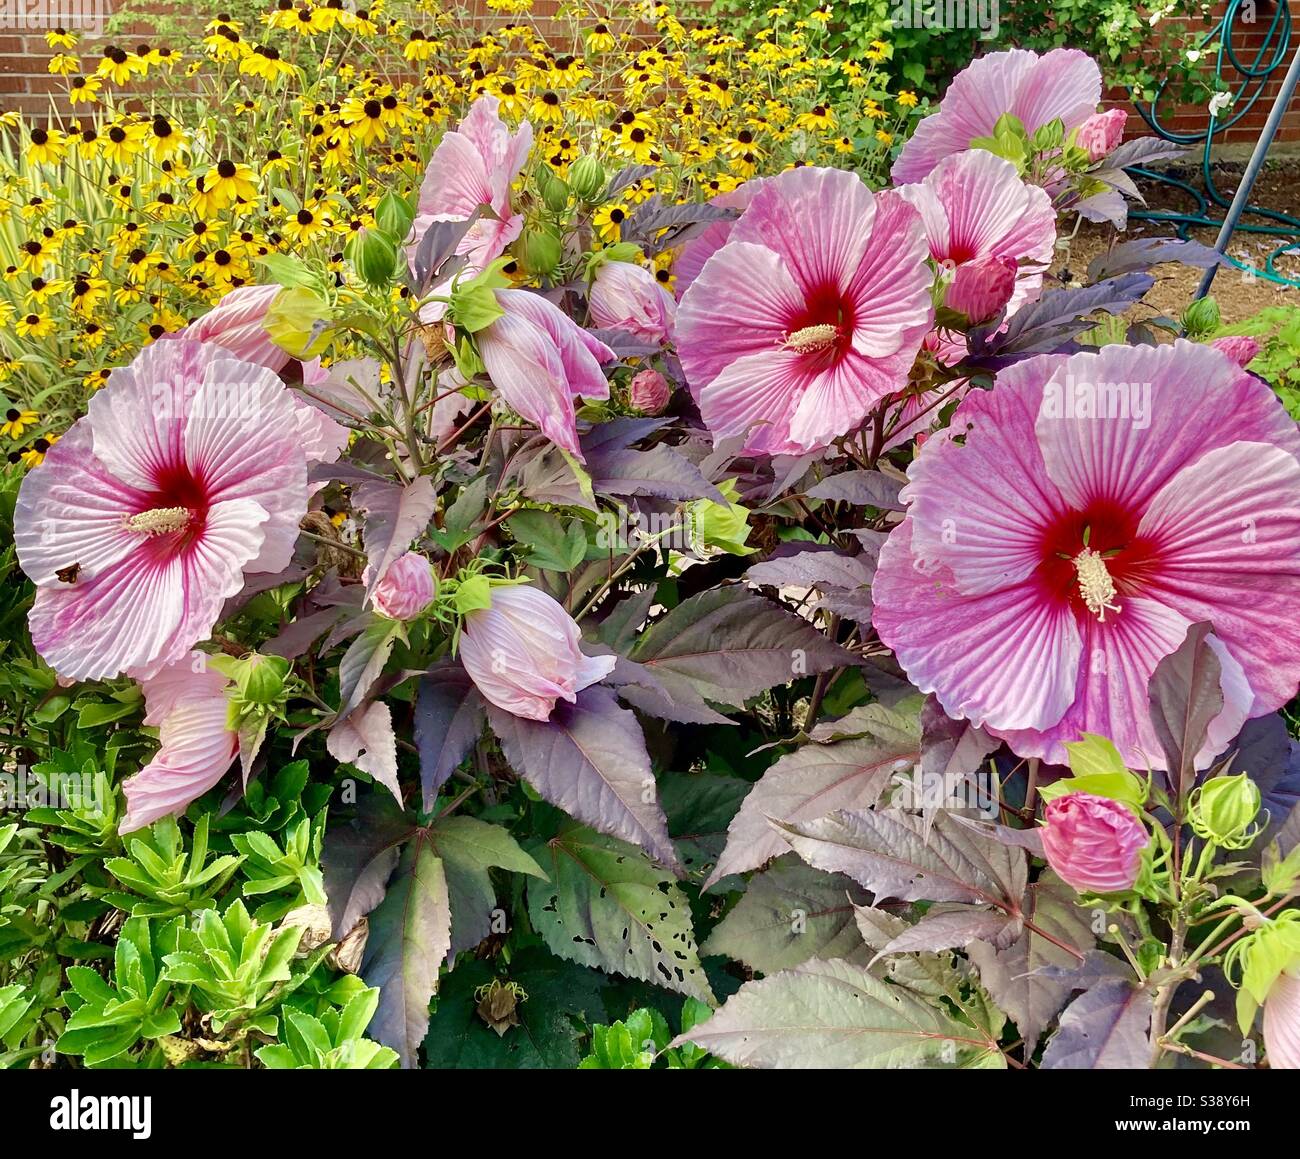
[1181,295,1221,340]
[1190,772,1262,848]
[518,227,563,277]
[569,155,606,202]
[347,227,400,288]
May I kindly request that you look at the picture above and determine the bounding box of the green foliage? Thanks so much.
[1213,304,1300,419]
[579,999,723,1068]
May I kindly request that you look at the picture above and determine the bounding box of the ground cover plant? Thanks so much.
[1,1,1299,1072]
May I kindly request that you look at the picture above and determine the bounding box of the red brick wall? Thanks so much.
[1105,1,1300,146]
[3,1,1299,147]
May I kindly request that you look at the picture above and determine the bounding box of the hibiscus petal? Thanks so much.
[1035,340,1300,514]
[678,240,806,396]
[121,690,237,833]
[1138,440,1300,717]
[14,420,148,586]
[904,360,1068,594]
[873,519,1082,732]
[478,311,582,457]
[698,347,808,454]
[843,190,934,358]
[730,166,876,298]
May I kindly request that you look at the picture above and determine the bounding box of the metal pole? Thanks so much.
[1195,34,1300,299]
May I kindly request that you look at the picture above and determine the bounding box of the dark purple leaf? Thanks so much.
[585,444,725,503]
[1104,137,1188,170]
[1148,621,1223,802]
[631,587,859,709]
[806,470,904,510]
[353,475,437,590]
[487,685,681,871]
[579,415,669,455]
[263,606,350,659]
[602,163,658,202]
[414,665,486,810]
[970,274,1155,358]
[920,696,1001,808]
[336,617,402,720]
[361,830,452,1068]
[321,792,416,938]
[745,548,875,590]
[1040,979,1154,1069]
[870,906,1021,962]
[585,328,664,359]
[1086,237,1228,282]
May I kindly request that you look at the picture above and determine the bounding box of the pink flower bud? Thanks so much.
[1264,970,1300,1070]
[371,552,435,621]
[630,368,672,415]
[946,253,1018,324]
[178,284,290,372]
[1040,791,1149,894]
[1075,108,1127,162]
[459,584,617,720]
[1211,335,1261,368]
[589,260,676,344]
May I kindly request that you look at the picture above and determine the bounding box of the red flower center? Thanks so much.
[129,463,210,555]
[1035,498,1159,619]
[785,282,856,367]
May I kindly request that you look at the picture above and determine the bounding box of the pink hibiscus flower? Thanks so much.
[873,341,1300,768]
[891,48,1102,185]
[897,149,1056,320]
[676,166,934,456]
[15,339,319,682]
[410,95,533,272]
[120,659,238,833]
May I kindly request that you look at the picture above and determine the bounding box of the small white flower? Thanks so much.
[1186,49,1201,63]
[1209,90,1234,117]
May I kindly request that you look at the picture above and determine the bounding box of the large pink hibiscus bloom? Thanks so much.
[897,149,1056,320]
[873,341,1300,768]
[891,48,1102,185]
[676,166,934,457]
[411,95,533,271]
[15,339,317,682]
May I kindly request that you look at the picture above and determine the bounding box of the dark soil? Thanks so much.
[1058,162,1300,324]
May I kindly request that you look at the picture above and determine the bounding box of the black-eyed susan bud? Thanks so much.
[1190,772,1262,849]
[347,226,399,288]
[569,154,605,201]
[518,226,562,277]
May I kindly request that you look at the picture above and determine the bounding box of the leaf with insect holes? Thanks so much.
[526,825,712,1002]
[701,858,867,974]
[668,957,1002,1068]
[1040,979,1153,1069]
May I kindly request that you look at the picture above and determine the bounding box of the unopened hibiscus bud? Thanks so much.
[569,155,606,201]
[945,253,1017,324]
[1211,335,1261,367]
[589,259,676,343]
[371,551,436,621]
[1040,791,1149,894]
[630,368,671,414]
[348,227,400,288]
[1182,295,1221,339]
[536,166,570,213]
[458,584,616,721]
[1190,772,1262,848]
[374,191,416,239]
[1074,108,1127,161]
[518,226,563,277]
